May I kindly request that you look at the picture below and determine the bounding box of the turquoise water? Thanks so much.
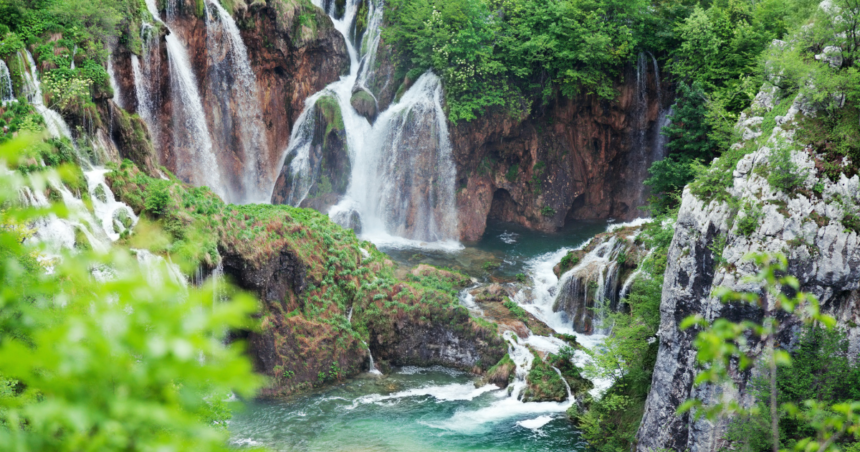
[381,220,608,277]
[229,368,586,452]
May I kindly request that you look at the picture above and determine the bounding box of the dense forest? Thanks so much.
[2,0,860,450]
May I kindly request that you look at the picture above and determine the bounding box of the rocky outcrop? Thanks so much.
[553,223,649,334]
[451,64,670,241]
[270,94,351,211]
[215,209,505,395]
[636,93,860,451]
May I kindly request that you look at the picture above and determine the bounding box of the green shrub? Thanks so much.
[766,141,807,194]
[736,202,763,236]
[540,206,555,217]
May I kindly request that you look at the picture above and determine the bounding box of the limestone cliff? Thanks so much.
[636,89,860,451]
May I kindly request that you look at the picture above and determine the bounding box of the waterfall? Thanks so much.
[551,366,572,401]
[70,45,77,69]
[107,57,123,109]
[20,50,74,140]
[134,248,188,289]
[205,0,271,203]
[0,60,13,104]
[362,340,383,375]
[132,22,161,144]
[273,0,460,244]
[137,0,225,201]
[165,33,225,200]
[649,52,670,163]
[552,237,624,335]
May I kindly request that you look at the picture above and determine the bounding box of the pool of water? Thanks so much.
[380,220,608,277]
[228,367,586,452]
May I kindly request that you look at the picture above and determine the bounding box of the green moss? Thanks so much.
[316,95,345,133]
[505,164,519,182]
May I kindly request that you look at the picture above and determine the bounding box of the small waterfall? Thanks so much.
[273,0,460,244]
[362,340,382,375]
[20,50,74,140]
[70,45,77,69]
[504,331,535,401]
[132,22,161,143]
[107,57,123,109]
[205,0,271,203]
[0,59,14,104]
[134,248,188,288]
[551,366,572,401]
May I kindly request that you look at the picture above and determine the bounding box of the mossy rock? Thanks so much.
[114,208,134,231]
[93,184,108,203]
[74,227,91,251]
[350,88,377,122]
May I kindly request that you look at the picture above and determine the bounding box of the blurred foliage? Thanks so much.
[0,134,265,451]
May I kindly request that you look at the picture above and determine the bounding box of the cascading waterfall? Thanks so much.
[204,0,271,203]
[0,60,14,104]
[20,50,74,140]
[273,0,460,244]
[16,52,139,264]
[552,237,625,334]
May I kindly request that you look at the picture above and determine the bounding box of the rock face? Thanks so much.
[214,209,506,395]
[450,67,670,241]
[111,0,349,202]
[636,93,860,451]
[363,42,670,241]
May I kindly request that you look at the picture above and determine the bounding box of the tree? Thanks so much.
[681,253,860,452]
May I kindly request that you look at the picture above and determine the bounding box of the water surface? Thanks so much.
[229,367,586,451]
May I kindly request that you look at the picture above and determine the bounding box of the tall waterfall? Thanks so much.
[107,58,123,109]
[164,33,224,199]
[0,59,13,104]
[273,0,460,244]
[205,0,271,203]
[132,22,161,144]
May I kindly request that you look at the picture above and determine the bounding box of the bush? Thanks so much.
[736,202,763,236]
[144,180,171,215]
[766,141,807,194]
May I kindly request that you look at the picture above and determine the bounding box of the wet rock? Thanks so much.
[271,94,351,207]
[452,63,671,241]
[350,87,377,122]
